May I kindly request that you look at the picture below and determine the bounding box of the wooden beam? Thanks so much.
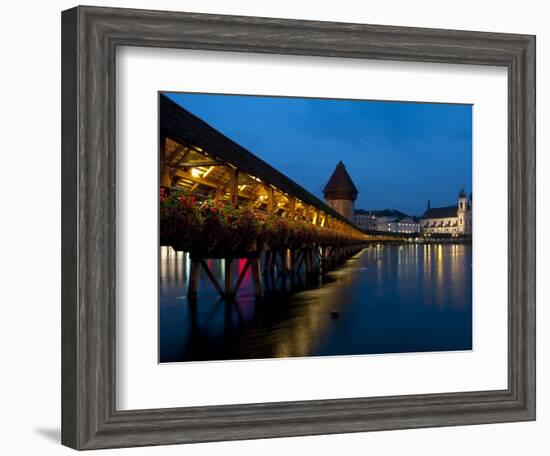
[238,176,264,186]
[296,202,306,219]
[174,169,222,190]
[159,134,171,187]
[215,184,225,201]
[265,185,275,212]
[174,149,190,165]
[287,197,296,218]
[229,168,239,206]
[164,144,187,164]
[168,161,224,168]
[312,208,318,225]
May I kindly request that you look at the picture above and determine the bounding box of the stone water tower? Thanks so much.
[323,161,358,222]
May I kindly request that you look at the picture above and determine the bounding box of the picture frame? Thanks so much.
[61,5,535,450]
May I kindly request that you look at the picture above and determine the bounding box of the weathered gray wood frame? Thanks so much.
[61,5,536,450]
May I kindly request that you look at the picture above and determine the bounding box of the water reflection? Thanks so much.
[159,244,472,362]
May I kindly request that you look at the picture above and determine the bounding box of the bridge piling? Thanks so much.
[187,259,200,298]
[251,258,263,297]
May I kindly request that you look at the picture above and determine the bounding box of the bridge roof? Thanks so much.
[160,94,361,231]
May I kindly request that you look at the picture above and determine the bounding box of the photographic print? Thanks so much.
[159,92,472,363]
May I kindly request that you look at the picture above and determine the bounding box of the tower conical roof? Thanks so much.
[323,161,358,201]
[458,188,467,198]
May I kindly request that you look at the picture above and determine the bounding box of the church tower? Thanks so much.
[457,188,468,234]
[323,161,358,222]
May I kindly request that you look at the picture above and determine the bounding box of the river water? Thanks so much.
[159,244,472,363]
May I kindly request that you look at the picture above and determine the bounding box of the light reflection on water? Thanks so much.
[159,244,472,362]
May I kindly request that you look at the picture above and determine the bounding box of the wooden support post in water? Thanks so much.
[295,249,305,273]
[199,259,225,298]
[304,249,311,274]
[273,250,281,275]
[271,250,279,275]
[283,249,290,275]
[251,258,263,297]
[187,258,200,297]
[224,258,233,297]
[263,250,271,275]
[233,258,251,294]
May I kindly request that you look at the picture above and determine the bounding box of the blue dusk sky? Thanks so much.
[165,92,472,216]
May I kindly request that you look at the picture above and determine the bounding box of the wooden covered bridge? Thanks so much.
[159,94,403,300]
